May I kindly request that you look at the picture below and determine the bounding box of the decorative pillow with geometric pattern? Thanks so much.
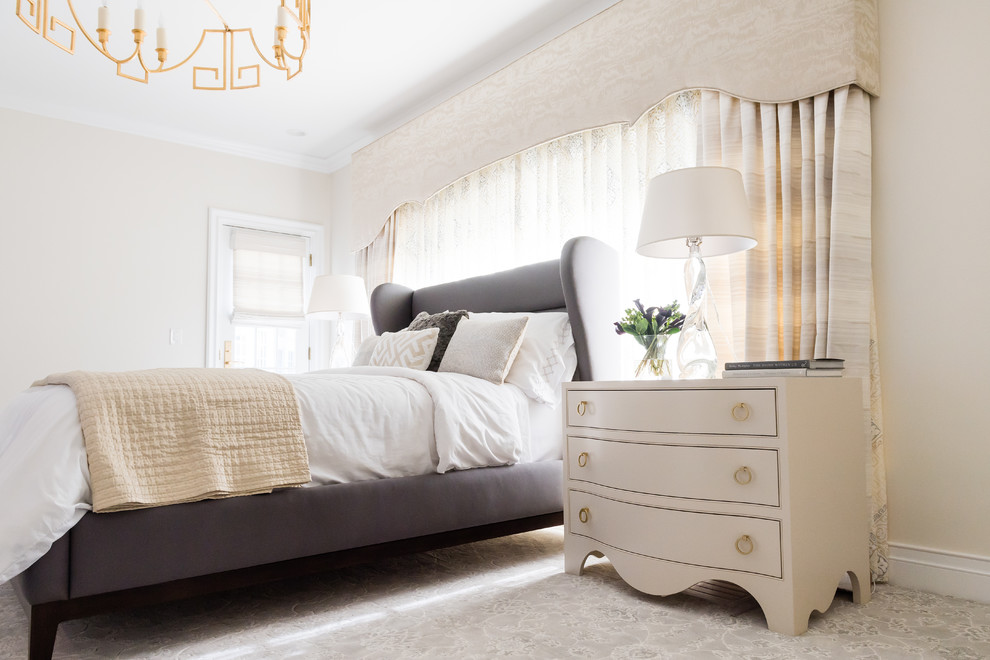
[369,328,440,370]
[404,309,469,372]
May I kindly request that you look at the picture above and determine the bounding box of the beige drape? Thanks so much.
[354,215,396,342]
[702,86,888,581]
[357,214,396,291]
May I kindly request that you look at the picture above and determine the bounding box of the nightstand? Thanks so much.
[562,378,871,635]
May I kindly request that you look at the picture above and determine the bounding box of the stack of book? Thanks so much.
[722,358,845,378]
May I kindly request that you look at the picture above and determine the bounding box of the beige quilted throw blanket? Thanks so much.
[34,368,311,513]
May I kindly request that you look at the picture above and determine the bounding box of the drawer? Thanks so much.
[566,388,776,436]
[568,437,779,506]
[568,491,782,578]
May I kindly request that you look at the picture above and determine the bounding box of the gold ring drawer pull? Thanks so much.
[578,507,590,524]
[734,466,753,485]
[731,402,751,422]
[576,400,588,416]
[735,534,754,555]
[577,452,589,468]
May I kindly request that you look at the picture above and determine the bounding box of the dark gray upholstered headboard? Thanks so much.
[370,236,619,382]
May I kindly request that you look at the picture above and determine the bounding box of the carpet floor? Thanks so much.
[2,528,989,659]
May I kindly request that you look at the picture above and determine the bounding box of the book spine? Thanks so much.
[724,360,809,370]
[721,368,844,378]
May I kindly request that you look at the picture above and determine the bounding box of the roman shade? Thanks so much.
[232,228,307,319]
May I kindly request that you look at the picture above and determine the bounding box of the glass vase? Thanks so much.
[634,334,671,379]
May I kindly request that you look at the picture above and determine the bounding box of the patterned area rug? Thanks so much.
[1,528,988,659]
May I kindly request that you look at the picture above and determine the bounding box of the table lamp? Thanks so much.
[306,274,371,367]
[636,167,757,378]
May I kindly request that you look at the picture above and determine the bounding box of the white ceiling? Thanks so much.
[0,0,620,173]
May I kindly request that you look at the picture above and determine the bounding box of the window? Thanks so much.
[380,92,701,377]
[390,91,701,308]
[207,209,325,374]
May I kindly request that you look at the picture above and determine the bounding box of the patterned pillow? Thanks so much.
[438,317,529,385]
[405,310,469,372]
[369,328,440,370]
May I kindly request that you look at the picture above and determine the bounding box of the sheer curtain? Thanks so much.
[362,92,702,371]
[700,86,888,581]
[375,91,701,324]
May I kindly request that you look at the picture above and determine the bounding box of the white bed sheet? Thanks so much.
[527,397,564,462]
[0,367,536,585]
[293,366,532,479]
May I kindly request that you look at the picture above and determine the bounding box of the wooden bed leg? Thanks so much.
[28,604,60,660]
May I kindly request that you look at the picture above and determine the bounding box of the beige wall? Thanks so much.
[0,108,333,407]
[873,0,990,558]
[328,165,355,275]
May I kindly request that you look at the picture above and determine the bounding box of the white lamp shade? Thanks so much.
[636,166,757,258]
[306,274,370,320]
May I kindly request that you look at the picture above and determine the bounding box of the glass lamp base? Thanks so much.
[676,238,718,379]
[676,324,717,379]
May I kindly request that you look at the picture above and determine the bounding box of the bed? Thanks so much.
[6,235,618,659]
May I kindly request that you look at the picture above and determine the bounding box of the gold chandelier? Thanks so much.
[15,0,311,90]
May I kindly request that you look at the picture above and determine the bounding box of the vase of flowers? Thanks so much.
[613,299,685,379]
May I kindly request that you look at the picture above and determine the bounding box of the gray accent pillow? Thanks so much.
[438,316,529,385]
[405,309,469,372]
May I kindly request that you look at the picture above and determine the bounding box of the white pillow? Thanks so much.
[352,336,380,367]
[471,312,575,404]
[369,328,439,370]
[438,317,529,385]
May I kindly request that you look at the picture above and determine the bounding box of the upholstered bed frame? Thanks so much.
[11,236,618,659]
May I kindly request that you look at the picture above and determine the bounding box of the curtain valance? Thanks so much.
[350,0,879,251]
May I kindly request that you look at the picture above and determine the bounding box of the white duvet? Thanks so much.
[0,366,531,585]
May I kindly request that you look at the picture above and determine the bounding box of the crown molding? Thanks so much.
[0,93,337,174]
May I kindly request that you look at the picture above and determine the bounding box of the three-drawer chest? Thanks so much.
[562,378,871,635]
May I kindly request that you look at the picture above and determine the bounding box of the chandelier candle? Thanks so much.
[133,4,146,34]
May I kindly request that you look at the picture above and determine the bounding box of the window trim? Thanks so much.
[206,208,326,371]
